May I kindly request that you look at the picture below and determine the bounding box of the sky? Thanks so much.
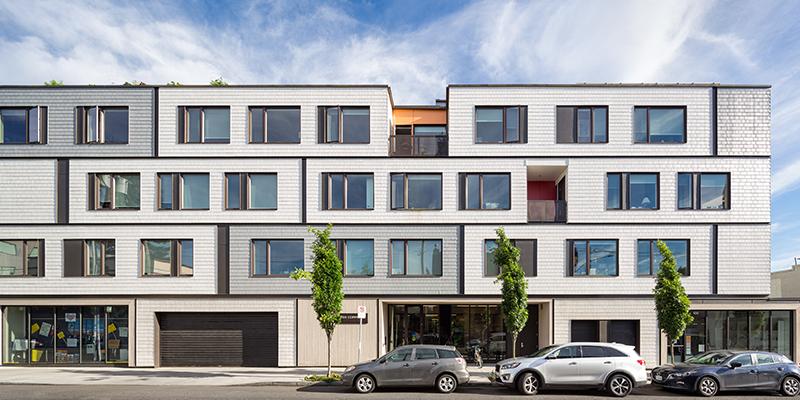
[0,0,798,270]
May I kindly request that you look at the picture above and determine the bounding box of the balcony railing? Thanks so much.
[527,200,567,223]
[390,135,448,157]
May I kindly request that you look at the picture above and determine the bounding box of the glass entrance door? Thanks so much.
[81,307,106,363]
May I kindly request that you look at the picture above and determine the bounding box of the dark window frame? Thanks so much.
[89,173,141,211]
[556,105,609,144]
[0,239,44,277]
[156,173,210,211]
[390,172,443,211]
[0,106,47,144]
[321,173,374,210]
[483,238,537,277]
[633,106,687,144]
[389,239,444,277]
[567,239,619,277]
[177,106,231,144]
[75,106,129,144]
[636,239,690,276]
[82,239,116,277]
[390,124,448,157]
[334,239,375,277]
[224,172,278,211]
[459,172,512,210]
[247,106,302,144]
[250,239,305,277]
[474,105,527,144]
[140,239,193,277]
[318,106,371,144]
[606,172,660,210]
[677,172,731,211]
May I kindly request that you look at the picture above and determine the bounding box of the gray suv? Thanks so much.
[342,345,470,394]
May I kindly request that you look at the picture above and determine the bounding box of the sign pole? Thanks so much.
[357,305,367,362]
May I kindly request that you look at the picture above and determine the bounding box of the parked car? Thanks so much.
[489,342,648,397]
[341,344,469,394]
[651,350,800,397]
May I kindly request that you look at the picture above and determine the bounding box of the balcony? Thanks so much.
[390,134,448,157]
[527,200,567,223]
[527,162,568,223]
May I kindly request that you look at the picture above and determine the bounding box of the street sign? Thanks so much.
[357,305,367,319]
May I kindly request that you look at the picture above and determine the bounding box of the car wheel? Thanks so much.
[696,376,719,397]
[436,373,457,393]
[354,373,375,394]
[606,374,633,398]
[781,376,800,397]
[516,372,539,395]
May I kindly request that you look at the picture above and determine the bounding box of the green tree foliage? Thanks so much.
[44,80,63,86]
[653,240,693,363]
[209,77,229,86]
[493,227,528,358]
[123,80,147,86]
[291,224,343,377]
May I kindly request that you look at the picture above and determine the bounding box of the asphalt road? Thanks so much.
[0,384,785,400]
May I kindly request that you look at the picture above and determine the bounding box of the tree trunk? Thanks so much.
[669,339,675,364]
[327,332,332,378]
[511,332,518,358]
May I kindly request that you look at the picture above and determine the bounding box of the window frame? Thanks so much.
[89,173,141,211]
[83,239,115,277]
[318,106,371,144]
[556,105,609,144]
[567,239,619,277]
[636,239,690,276]
[0,106,47,144]
[322,173,375,210]
[389,239,444,277]
[606,172,660,210]
[140,239,193,277]
[177,106,231,144]
[677,172,731,211]
[334,239,375,277]
[157,173,210,211]
[250,239,305,277]
[459,172,512,210]
[0,239,44,277]
[474,105,527,144]
[633,106,687,144]
[75,106,129,144]
[390,173,443,211]
[224,172,278,211]
[483,238,537,277]
[247,106,302,144]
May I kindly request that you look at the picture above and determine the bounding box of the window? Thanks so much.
[251,239,304,276]
[249,107,301,143]
[637,239,689,276]
[322,173,374,210]
[552,346,580,359]
[677,172,730,210]
[484,239,536,277]
[335,239,374,276]
[391,173,442,210]
[157,173,209,210]
[606,173,659,210]
[90,173,140,210]
[318,106,370,143]
[386,348,412,362]
[63,239,114,277]
[177,106,230,143]
[414,348,438,360]
[730,354,754,367]
[75,106,128,144]
[633,106,686,143]
[755,353,776,365]
[475,106,527,143]
[460,173,511,210]
[437,349,460,359]
[580,346,607,358]
[568,240,618,276]
[225,173,277,210]
[141,240,193,277]
[0,107,46,144]
[556,106,608,143]
[390,239,442,276]
[0,240,43,277]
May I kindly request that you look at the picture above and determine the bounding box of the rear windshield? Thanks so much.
[437,349,461,359]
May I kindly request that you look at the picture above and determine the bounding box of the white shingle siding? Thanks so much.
[717,224,771,295]
[0,159,56,223]
[717,88,771,156]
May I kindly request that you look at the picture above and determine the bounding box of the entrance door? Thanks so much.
[510,304,539,356]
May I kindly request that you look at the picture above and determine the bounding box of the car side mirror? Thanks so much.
[729,361,742,369]
[546,354,557,360]
[379,358,386,364]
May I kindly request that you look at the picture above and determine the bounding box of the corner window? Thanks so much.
[606,173,659,210]
[322,173,374,210]
[251,239,304,276]
[568,239,618,276]
[677,172,730,210]
[637,239,689,276]
[141,239,193,277]
[318,106,370,143]
[76,106,128,144]
[484,239,536,277]
[90,173,140,210]
[390,239,442,276]
[335,239,374,276]
[556,106,608,143]
[157,173,209,210]
[0,240,43,277]
[475,106,527,144]
[178,106,230,143]
[225,173,277,210]
[0,107,47,144]
[633,106,686,143]
[391,173,442,210]
[249,107,301,143]
[460,173,510,210]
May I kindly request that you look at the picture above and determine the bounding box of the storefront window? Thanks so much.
[771,311,792,358]
[750,311,770,351]
[3,306,27,364]
[29,307,54,364]
[55,307,81,363]
[107,306,129,363]
[727,311,749,350]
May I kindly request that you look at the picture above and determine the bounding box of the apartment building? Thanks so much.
[0,83,794,369]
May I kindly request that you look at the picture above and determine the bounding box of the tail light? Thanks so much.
[637,359,646,366]
[457,357,464,364]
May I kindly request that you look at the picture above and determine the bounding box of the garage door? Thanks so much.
[158,312,278,367]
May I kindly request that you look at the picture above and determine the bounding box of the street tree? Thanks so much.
[653,240,693,363]
[493,227,528,358]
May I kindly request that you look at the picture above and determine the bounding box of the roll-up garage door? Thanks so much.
[157,312,278,367]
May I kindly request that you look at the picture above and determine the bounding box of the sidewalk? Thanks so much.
[0,365,494,386]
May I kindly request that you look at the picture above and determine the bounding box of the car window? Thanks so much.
[581,346,606,358]
[730,354,754,367]
[604,347,628,357]
[414,348,438,360]
[437,349,459,359]
[755,354,775,365]
[386,348,412,362]
[553,346,580,359]
[687,351,732,365]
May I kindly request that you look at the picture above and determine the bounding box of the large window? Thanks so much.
[318,106,370,144]
[322,173,374,210]
[158,173,209,210]
[633,106,686,143]
[225,173,277,210]
[0,107,47,144]
[90,173,140,210]
[63,240,115,277]
[606,173,659,210]
[0,240,43,277]
[141,239,193,277]
[556,106,608,143]
[677,172,730,210]
[249,106,301,143]
[484,239,536,277]
[178,106,230,143]
[475,106,527,144]
[251,239,304,276]
[568,239,618,276]
[390,239,442,276]
[460,173,510,210]
[335,239,374,276]
[75,106,128,144]
[637,239,689,276]
[391,173,442,210]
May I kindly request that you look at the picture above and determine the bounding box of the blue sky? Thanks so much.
[1,0,798,269]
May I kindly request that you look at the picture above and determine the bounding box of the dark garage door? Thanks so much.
[158,312,278,367]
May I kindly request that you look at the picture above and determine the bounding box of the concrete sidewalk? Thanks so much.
[0,366,493,386]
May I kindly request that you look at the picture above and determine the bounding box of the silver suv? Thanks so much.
[490,342,648,397]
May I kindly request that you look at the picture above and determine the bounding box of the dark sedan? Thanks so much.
[652,350,800,397]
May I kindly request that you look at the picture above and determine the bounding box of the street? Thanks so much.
[0,384,784,399]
